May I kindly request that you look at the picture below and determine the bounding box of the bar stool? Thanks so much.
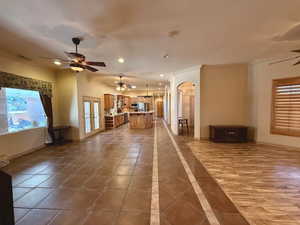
[178,118,189,135]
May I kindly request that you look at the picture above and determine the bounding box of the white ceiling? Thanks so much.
[1,0,300,82]
[86,73,168,91]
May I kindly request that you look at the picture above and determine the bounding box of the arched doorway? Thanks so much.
[177,82,195,137]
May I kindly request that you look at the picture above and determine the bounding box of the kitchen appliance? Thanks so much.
[137,103,150,112]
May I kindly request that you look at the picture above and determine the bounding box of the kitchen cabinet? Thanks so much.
[104,94,114,110]
[105,113,128,129]
[124,96,131,109]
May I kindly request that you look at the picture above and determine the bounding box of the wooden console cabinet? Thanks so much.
[209,125,248,143]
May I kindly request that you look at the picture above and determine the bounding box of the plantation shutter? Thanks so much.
[271,77,300,137]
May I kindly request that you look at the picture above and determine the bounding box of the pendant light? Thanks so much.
[145,84,152,98]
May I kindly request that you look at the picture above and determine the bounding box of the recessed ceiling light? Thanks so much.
[160,74,164,77]
[54,60,62,66]
[118,58,125,63]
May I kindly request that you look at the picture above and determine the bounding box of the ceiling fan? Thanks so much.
[43,37,106,72]
[270,49,300,66]
[115,75,136,91]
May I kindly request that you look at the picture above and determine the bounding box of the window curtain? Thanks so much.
[0,71,54,143]
[39,93,54,144]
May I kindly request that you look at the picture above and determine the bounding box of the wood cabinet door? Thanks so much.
[104,94,110,110]
[156,101,163,117]
[110,95,114,108]
[104,94,115,110]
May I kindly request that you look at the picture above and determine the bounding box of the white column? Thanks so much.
[194,79,201,139]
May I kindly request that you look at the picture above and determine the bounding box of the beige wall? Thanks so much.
[55,70,80,140]
[200,64,249,138]
[0,51,59,158]
[76,72,117,140]
[249,60,300,147]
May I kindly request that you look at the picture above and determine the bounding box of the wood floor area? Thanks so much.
[183,139,300,225]
[3,120,299,225]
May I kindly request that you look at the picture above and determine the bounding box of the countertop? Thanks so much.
[129,111,154,114]
[105,112,128,117]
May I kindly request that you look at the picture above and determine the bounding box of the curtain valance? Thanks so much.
[0,71,52,97]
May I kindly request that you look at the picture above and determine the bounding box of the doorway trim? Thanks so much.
[170,65,201,139]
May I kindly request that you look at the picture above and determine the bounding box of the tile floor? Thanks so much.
[7,119,297,225]
[183,139,300,225]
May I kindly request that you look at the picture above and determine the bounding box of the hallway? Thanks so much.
[5,120,248,225]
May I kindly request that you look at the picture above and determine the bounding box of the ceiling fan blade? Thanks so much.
[293,60,300,66]
[269,55,300,65]
[83,65,98,72]
[64,51,76,59]
[86,61,106,67]
[292,49,300,53]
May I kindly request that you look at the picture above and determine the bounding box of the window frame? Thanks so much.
[0,87,47,135]
[271,76,300,137]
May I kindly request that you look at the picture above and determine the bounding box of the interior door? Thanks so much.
[157,101,164,117]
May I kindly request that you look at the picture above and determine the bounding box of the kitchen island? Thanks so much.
[129,111,154,129]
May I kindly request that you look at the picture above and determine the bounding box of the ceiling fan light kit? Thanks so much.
[54,60,61,65]
[70,63,84,72]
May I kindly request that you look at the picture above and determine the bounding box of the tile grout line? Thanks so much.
[150,119,160,225]
[162,120,221,225]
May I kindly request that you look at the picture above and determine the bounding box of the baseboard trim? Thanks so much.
[8,144,46,160]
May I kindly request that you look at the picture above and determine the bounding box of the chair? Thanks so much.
[178,118,189,134]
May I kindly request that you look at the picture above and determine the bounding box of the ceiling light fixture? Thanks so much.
[116,86,125,91]
[118,58,125,63]
[54,60,62,66]
[160,74,164,77]
[163,54,169,59]
[131,85,136,89]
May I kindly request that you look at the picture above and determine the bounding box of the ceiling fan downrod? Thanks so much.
[72,37,81,53]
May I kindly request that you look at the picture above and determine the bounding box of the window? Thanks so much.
[84,101,91,133]
[271,77,300,137]
[0,88,47,134]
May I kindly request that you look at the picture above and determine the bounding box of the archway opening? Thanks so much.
[177,82,195,137]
